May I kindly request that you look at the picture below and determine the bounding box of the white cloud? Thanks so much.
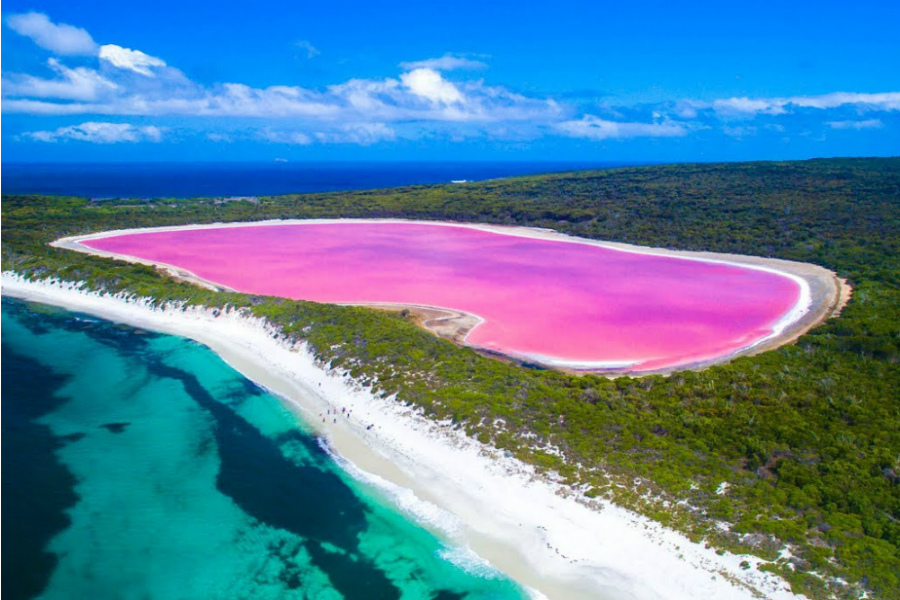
[0,67,559,125]
[673,102,699,119]
[25,122,164,143]
[327,75,560,124]
[712,97,787,117]
[400,68,465,104]
[141,125,164,141]
[328,77,400,113]
[6,12,98,55]
[789,92,900,110]
[557,115,689,140]
[262,123,395,146]
[709,91,900,117]
[99,44,166,76]
[201,83,341,117]
[826,119,884,130]
[0,15,562,127]
[295,40,320,59]
[314,123,396,145]
[260,128,314,145]
[3,82,342,118]
[6,12,896,148]
[723,125,757,138]
[400,54,488,71]
[3,58,117,101]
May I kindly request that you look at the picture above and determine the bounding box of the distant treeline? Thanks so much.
[3,157,899,599]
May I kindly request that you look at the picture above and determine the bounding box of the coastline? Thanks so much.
[2,273,804,600]
[53,218,847,375]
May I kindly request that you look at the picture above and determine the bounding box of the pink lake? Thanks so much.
[83,222,803,371]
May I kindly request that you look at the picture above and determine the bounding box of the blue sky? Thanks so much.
[2,0,898,162]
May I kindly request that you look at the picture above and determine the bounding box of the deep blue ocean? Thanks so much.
[2,298,527,599]
[1,161,639,198]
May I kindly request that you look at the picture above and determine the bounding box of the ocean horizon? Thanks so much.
[1,160,649,199]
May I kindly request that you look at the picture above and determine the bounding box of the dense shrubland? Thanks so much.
[3,157,899,598]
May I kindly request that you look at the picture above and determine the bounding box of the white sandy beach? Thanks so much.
[2,272,806,600]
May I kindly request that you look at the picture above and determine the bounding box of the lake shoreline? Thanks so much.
[2,272,803,599]
[54,218,847,375]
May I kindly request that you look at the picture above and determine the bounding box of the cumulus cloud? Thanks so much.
[827,119,884,130]
[557,115,689,140]
[99,44,167,76]
[328,75,559,123]
[6,12,98,55]
[5,12,898,148]
[0,13,582,129]
[3,58,117,101]
[25,121,163,143]
[400,53,488,71]
[400,68,465,104]
[328,77,400,113]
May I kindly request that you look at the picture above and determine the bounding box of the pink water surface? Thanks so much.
[84,222,802,371]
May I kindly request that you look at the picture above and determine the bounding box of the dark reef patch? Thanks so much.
[1,330,79,600]
[99,421,131,434]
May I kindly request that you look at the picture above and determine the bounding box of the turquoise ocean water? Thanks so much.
[1,297,527,600]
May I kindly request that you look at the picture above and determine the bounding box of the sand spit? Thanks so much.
[3,273,805,600]
[53,218,847,375]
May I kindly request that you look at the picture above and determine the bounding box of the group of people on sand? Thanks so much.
[318,407,376,431]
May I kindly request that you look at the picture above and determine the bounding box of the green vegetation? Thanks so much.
[3,157,899,599]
